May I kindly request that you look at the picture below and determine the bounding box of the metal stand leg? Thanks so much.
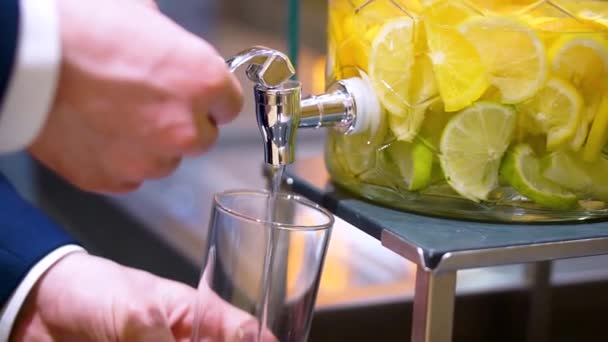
[526,261,552,342]
[412,267,457,342]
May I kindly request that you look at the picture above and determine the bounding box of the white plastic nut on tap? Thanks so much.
[339,72,382,136]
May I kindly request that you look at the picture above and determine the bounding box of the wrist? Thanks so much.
[9,250,87,341]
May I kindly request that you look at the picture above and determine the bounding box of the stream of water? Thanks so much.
[257,165,285,340]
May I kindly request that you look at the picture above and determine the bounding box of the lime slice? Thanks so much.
[518,77,583,150]
[387,140,434,191]
[541,150,592,192]
[417,103,455,151]
[583,95,608,161]
[423,1,489,112]
[500,144,577,209]
[439,102,516,201]
[369,18,416,117]
[459,16,548,104]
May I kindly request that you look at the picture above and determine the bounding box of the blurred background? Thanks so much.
[1,1,608,340]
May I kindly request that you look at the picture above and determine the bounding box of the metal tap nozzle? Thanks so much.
[226,46,296,88]
[227,46,379,167]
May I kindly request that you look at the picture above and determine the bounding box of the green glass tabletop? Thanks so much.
[286,157,608,268]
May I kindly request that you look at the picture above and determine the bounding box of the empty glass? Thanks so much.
[191,190,334,342]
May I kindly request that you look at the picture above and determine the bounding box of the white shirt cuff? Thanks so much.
[0,0,61,153]
[0,245,85,341]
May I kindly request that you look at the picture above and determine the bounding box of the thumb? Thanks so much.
[159,280,199,341]
[135,0,158,9]
[193,285,278,342]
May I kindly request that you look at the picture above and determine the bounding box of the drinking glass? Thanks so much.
[191,189,334,342]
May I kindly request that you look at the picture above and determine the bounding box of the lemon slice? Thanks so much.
[387,140,434,191]
[587,157,608,201]
[339,109,389,175]
[541,149,592,192]
[518,77,582,150]
[389,108,427,142]
[328,3,363,79]
[583,95,608,161]
[549,34,608,123]
[467,0,542,14]
[332,0,411,79]
[422,0,480,25]
[527,16,604,33]
[389,54,439,141]
[500,144,578,209]
[369,18,416,117]
[459,17,548,104]
[556,0,608,29]
[570,118,589,151]
[423,1,489,112]
[439,102,515,201]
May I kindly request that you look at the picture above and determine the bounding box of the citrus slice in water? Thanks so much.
[540,149,592,192]
[459,16,548,104]
[583,95,608,161]
[518,77,582,150]
[417,102,454,151]
[388,54,439,141]
[369,17,416,117]
[570,118,590,151]
[549,34,608,122]
[332,0,412,78]
[423,1,489,112]
[339,109,389,176]
[439,102,516,201]
[387,140,434,191]
[586,157,608,201]
[555,0,608,29]
[500,144,578,209]
[389,108,427,142]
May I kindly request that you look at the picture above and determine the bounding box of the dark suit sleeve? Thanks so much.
[0,173,77,306]
[0,0,20,108]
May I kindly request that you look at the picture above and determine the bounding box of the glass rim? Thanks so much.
[213,189,334,231]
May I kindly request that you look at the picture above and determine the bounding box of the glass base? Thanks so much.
[331,179,608,224]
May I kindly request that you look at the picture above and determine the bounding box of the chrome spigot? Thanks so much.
[227,46,380,166]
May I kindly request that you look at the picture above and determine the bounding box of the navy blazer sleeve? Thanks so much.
[0,0,77,307]
[0,0,19,107]
[0,173,77,306]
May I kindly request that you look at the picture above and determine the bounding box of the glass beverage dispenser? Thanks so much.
[231,0,608,222]
[325,0,608,221]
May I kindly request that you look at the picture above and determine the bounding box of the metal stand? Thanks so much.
[412,268,457,342]
[526,261,552,342]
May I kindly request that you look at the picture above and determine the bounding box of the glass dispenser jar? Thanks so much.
[325,0,608,221]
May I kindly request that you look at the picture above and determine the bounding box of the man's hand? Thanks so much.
[29,0,243,193]
[10,253,275,342]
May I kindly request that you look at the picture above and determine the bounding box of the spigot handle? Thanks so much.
[226,46,296,88]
